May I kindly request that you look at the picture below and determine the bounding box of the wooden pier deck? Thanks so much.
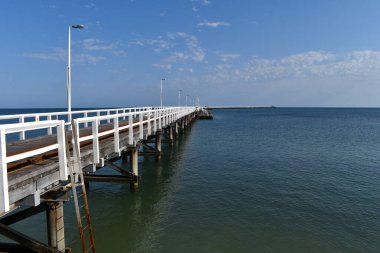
[7,117,141,207]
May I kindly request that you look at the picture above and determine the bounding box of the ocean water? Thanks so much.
[3,108,380,252]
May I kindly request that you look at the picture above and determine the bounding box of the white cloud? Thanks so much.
[76,54,106,64]
[178,67,194,73]
[131,32,205,66]
[215,52,240,62]
[198,21,231,28]
[20,48,66,61]
[129,37,172,52]
[85,3,95,9]
[164,32,205,63]
[20,38,127,64]
[80,38,128,57]
[153,63,172,69]
[20,47,106,64]
[190,0,211,5]
[80,38,117,51]
[208,50,380,83]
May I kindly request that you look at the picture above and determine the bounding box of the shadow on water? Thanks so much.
[2,125,195,252]
[0,107,196,252]
[66,126,196,252]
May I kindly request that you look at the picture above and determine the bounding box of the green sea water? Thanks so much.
[8,108,380,252]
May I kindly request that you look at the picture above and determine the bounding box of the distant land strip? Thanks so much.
[207,106,276,109]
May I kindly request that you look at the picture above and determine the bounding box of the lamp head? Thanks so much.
[71,24,85,29]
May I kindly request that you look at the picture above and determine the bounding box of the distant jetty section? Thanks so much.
[207,106,276,109]
[198,108,213,119]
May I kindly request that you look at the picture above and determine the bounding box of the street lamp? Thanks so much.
[178,90,182,107]
[160,78,165,108]
[67,24,84,124]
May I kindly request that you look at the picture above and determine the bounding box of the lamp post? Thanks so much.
[67,24,84,124]
[178,90,182,107]
[160,78,165,108]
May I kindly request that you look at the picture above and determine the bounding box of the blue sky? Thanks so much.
[1,1,380,107]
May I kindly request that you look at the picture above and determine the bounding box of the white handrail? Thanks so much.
[72,107,197,166]
[0,120,67,213]
[0,106,199,214]
[0,106,158,140]
[0,106,200,141]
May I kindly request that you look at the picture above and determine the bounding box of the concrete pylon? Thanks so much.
[46,202,65,251]
[130,148,139,190]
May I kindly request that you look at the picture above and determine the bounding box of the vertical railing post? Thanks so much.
[162,109,166,127]
[164,109,168,126]
[84,112,88,128]
[128,114,134,145]
[158,110,162,130]
[57,121,68,180]
[92,119,100,164]
[19,116,25,140]
[153,110,157,133]
[139,113,143,140]
[114,117,120,155]
[47,114,53,135]
[0,129,9,213]
[107,111,111,124]
[147,110,151,136]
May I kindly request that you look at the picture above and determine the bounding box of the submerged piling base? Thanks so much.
[156,131,162,159]
[46,201,65,251]
[129,148,139,191]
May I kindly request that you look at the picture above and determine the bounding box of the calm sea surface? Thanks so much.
[3,108,380,252]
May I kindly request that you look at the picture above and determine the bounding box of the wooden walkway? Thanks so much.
[6,116,158,210]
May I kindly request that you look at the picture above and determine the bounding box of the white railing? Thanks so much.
[0,107,157,141]
[0,106,197,213]
[72,107,196,166]
[0,120,67,213]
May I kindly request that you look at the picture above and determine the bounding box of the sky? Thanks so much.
[1,0,380,108]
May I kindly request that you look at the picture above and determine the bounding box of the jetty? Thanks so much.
[208,106,275,109]
[0,106,211,252]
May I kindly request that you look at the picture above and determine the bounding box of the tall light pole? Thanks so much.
[67,24,84,124]
[178,90,182,107]
[160,78,165,108]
